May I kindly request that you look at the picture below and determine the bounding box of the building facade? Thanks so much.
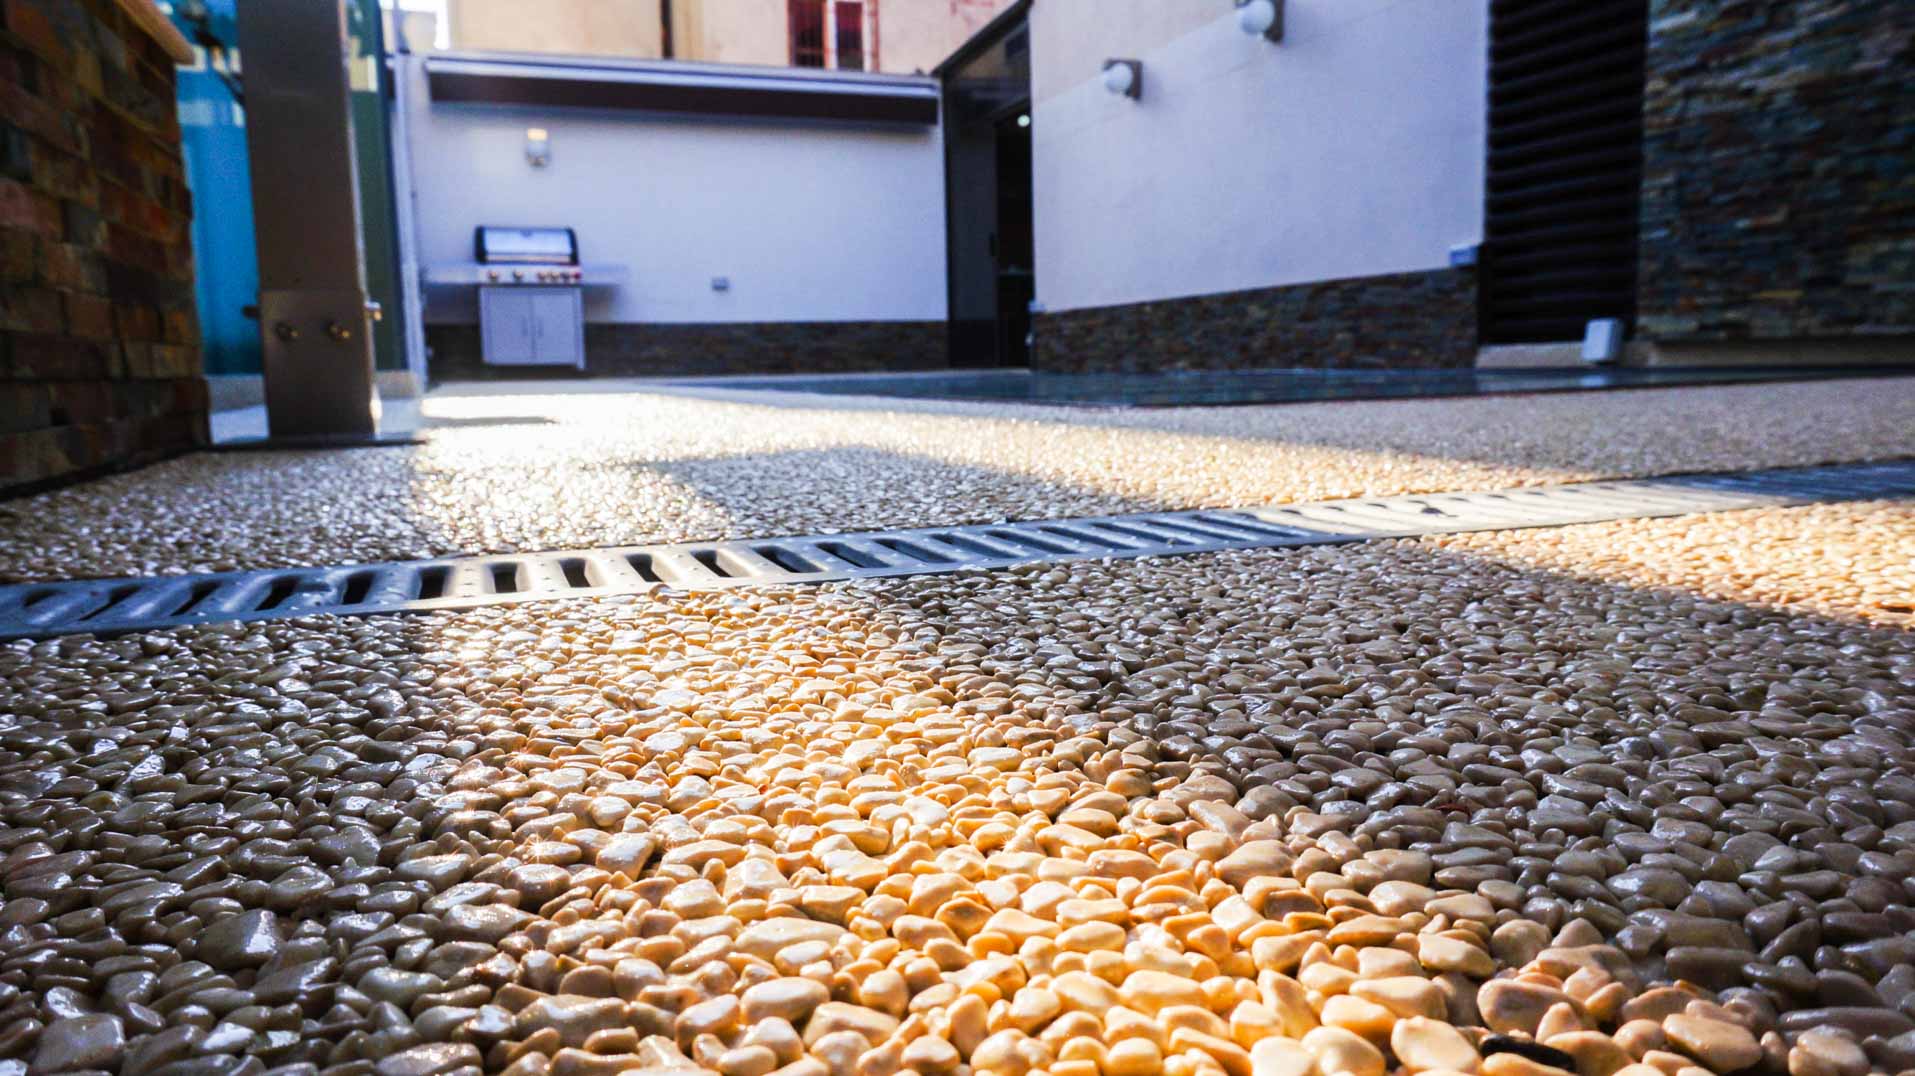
[445,0,1015,76]
[1013,0,1914,373]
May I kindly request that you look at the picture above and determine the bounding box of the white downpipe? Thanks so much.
[387,49,431,392]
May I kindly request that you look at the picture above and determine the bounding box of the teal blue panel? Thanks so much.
[173,0,260,376]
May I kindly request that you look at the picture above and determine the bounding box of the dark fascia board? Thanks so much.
[931,0,1034,79]
[424,52,939,126]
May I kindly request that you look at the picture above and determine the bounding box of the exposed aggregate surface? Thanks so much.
[1,499,1913,1076]
[1,376,1911,582]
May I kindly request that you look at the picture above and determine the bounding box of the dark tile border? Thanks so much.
[426,321,950,380]
[1031,268,1478,374]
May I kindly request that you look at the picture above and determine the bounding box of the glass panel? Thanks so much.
[834,1,864,71]
[790,0,826,68]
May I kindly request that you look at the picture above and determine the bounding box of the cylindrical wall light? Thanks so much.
[1102,58,1143,100]
[1236,0,1283,42]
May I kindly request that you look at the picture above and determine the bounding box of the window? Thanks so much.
[789,0,869,71]
[789,0,826,68]
[834,1,864,71]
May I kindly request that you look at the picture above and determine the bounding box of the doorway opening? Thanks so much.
[937,1,1034,369]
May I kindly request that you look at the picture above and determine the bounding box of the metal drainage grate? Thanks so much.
[2,460,1909,641]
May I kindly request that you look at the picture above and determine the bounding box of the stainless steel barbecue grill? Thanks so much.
[424,226,628,368]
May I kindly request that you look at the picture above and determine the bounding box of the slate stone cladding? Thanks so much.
[1029,268,1479,374]
[426,321,949,379]
[0,0,203,493]
[1637,0,1915,341]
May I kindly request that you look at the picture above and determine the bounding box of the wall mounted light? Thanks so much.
[1102,59,1143,100]
[1236,0,1283,42]
[525,127,551,167]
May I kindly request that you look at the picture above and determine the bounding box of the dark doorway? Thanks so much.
[992,110,1034,367]
[937,2,1033,368]
[1480,0,1648,344]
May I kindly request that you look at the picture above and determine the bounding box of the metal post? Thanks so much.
[236,0,380,440]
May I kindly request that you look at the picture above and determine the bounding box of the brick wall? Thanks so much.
[1638,0,1915,342]
[0,0,203,494]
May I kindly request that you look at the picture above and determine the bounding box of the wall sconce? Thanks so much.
[525,127,551,167]
[1236,0,1283,42]
[1102,59,1143,100]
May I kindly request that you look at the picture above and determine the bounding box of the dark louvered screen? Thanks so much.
[1481,0,1648,344]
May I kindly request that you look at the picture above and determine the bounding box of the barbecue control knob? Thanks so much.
[513,270,524,281]
[486,270,498,282]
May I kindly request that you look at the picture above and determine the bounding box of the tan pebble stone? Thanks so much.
[1490,921,1551,968]
[1535,1002,1585,1040]
[1614,1020,1666,1060]
[1419,934,1495,978]
[743,978,830,1025]
[1301,1026,1385,1076]
[811,1030,871,1074]
[1318,994,1396,1042]
[720,1045,782,1076]
[1058,922,1126,953]
[738,919,848,960]
[1390,1016,1481,1074]
[1121,970,1207,1014]
[859,970,909,1017]
[1618,989,1700,1026]
[1298,961,1358,996]
[986,908,1060,942]
[1109,1038,1167,1076]
[1163,1005,1231,1040]
[1090,850,1161,880]
[1355,948,1423,979]
[1052,972,1122,1015]
[1218,842,1293,888]
[1369,882,1439,918]
[1482,1055,1577,1076]
[1351,976,1445,1020]
[1546,1032,1635,1076]
[972,1030,1038,1076]
[803,1003,901,1047]
[1326,915,1409,947]
[1008,988,1063,1032]
[1660,1015,1761,1073]
[1426,894,1496,922]
[1249,1037,1314,1076]
[1169,1027,1254,1076]
[1637,1052,1693,1076]
[1227,1001,1283,1049]
[901,1035,960,1076]
[1478,979,1575,1037]
[1057,898,1129,926]
[797,886,863,923]
[677,995,741,1043]
[1613,1067,1667,1076]
[1787,1030,1869,1076]
[948,993,989,1055]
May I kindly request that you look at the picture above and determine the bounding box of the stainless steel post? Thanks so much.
[236,0,380,439]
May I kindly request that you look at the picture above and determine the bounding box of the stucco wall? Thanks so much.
[403,57,949,330]
[1029,0,1488,315]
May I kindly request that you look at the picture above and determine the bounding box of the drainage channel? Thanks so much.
[2,460,1910,641]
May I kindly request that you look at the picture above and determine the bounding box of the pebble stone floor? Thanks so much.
[0,380,1913,1076]
[0,376,1912,581]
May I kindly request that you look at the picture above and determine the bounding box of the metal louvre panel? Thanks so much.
[1481,0,1648,344]
[0,460,1907,641]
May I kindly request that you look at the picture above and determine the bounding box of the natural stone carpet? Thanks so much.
[1,502,1911,1075]
[0,376,1910,582]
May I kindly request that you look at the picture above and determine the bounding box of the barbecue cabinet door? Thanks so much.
[530,288,584,368]
[480,288,537,365]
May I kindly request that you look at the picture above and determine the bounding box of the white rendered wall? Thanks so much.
[1030,0,1487,313]
[403,59,948,325]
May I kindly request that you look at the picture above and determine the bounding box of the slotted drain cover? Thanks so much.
[2,460,1909,640]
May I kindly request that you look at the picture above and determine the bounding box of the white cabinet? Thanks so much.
[479,286,584,368]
